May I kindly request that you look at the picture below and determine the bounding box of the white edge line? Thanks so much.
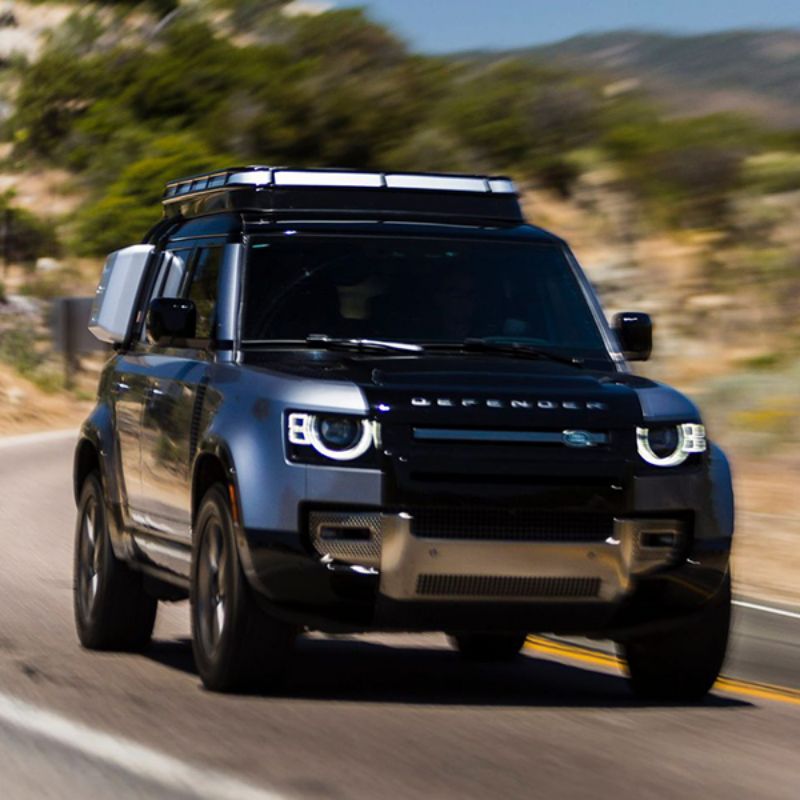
[733,600,800,620]
[0,692,285,800]
[0,429,78,450]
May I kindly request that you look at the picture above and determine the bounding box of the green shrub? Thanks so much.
[737,352,787,371]
[603,114,762,229]
[18,264,83,300]
[0,326,66,394]
[0,328,40,375]
[74,134,225,255]
[0,194,61,265]
[743,152,800,195]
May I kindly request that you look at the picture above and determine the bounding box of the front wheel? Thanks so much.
[620,573,732,702]
[73,471,157,651]
[449,632,528,661]
[190,485,295,692]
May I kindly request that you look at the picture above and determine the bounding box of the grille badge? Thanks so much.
[562,429,607,448]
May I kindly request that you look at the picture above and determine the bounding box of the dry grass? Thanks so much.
[0,361,92,436]
[0,167,86,218]
[731,457,800,605]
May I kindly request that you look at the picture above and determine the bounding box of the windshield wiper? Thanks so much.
[241,336,581,365]
[306,334,424,353]
[427,338,584,367]
[240,336,423,353]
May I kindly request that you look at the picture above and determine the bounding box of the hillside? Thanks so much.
[465,29,800,127]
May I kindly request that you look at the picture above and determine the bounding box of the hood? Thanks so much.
[239,350,689,429]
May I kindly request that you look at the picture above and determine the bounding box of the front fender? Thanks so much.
[74,403,116,503]
[198,364,382,535]
[74,400,129,557]
[708,442,734,541]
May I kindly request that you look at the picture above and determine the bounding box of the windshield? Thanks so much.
[242,234,610,357]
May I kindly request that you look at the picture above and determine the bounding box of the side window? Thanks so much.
[184,247,223,341]
[161,249,191,299]
[139,249,192,342]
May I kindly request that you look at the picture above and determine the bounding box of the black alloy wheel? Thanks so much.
[195,518,229,658]
[73,471,157,651]
[620,572,732,702]
[190,484,295,692]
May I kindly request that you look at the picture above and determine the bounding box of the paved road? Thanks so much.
[0,432,798,800]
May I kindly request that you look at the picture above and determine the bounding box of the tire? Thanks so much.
[449,632,528,662]
[620,573,732,702]
[190,484,295,692]
[73,471,157,651]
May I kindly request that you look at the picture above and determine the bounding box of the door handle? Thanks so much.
[111,381,130,395]
[146,386,166,398]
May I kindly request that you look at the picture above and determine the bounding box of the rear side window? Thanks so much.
[184,247,223,340]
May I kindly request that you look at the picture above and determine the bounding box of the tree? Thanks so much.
[75,134,224,254]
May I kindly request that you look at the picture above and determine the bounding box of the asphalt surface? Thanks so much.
[0,432,798,800]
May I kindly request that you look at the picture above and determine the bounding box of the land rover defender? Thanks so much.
[73,167,734,698]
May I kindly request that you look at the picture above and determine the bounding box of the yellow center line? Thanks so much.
[715,678,800,706]
[526,635,621,670]
[525,635,800,707]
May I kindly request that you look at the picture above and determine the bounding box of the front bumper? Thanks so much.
[241,509,730,636]
[311,510,685,604]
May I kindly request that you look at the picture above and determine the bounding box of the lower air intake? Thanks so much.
[308,511,382,567]
[411,508,613,542]
[415,574,601,599]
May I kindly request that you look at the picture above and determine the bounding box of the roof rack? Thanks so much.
[161,166,523,225]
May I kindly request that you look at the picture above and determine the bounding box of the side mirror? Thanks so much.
[612,311,652,361]
[147,298,196,344]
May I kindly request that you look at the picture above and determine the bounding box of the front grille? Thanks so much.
[416,574,601,598]
[411,508,613,542]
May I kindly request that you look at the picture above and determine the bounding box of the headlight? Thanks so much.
[288,412,376,462]
[636,423,706,467]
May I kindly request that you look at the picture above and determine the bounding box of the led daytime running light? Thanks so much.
[636,423,706,467]
[288,412,375,461]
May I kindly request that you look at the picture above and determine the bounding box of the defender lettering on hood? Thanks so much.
[410,397,609,410]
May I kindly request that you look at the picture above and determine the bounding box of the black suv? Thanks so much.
[73,167,734,698]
